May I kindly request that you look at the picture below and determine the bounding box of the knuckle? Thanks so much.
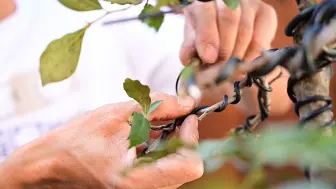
[217,8,240,25]
[187,158,204,180]
[218,47,233,60]
[178,149,204,180]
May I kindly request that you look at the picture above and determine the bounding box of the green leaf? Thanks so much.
[181,65,193,81]
[40,26,88,86]
[104,0,142,5]
[197,138,238,160]
[197,138,238,173]
[123,78,151,115]
[156,0,180,8]
[223,0,240,10]
[58,0,102,11]
[140,4,164,32]
[129,112,151,148]
[147,100,163,116]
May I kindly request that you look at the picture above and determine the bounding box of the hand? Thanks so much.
[0,93,202,189]
[179,0,292,115]
[180,0,277,65]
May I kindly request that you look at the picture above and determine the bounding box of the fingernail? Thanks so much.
[177,96,195,110]
[202,44,217,63]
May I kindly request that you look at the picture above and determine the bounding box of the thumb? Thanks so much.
[111,115,202,189]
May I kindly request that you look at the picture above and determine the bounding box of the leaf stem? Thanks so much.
[89,6,133,25]
[102,4,186,26]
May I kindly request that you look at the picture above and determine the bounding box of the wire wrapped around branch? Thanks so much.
[143,0,336,158]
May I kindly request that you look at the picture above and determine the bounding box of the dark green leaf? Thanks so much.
[147,100,163,116]
[223,0,240,10]
[140,4,164,32]
[58,0,102,11]
[129,112,151,148]
[104,0,142,5]
[123,78,151,115]
[40,26,88,86]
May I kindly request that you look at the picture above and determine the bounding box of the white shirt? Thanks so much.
[0,0,184,161]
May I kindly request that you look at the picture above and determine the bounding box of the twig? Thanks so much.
[89,6,133,25]
[103,5,186,26]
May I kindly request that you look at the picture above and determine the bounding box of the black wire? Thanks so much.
[144,2,336,181]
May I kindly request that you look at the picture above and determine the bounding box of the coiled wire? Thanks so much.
[145,1,336,174]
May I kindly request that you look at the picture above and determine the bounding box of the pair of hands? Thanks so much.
[0,1,279,189]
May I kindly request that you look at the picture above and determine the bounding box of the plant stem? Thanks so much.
[103,4,186,25]
[89,6,133,25]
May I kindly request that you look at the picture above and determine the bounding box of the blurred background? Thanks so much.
[1,0,336,188]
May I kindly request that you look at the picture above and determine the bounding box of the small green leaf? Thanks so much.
[123,78,151,115]
[104,0,142,5]
[58,0,102,11]
[223,0,240,10]
[129,112,151,148]
[40,26,88,86]
[147,100,163,116]
[140,4,164,31]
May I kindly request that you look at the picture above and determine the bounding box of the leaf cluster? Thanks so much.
[123,78,163,148]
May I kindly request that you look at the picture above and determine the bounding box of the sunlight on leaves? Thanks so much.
[123,78,151,115]
[40,26,88,86]
[140,4,164,32]
[58,0,102,11]
[129,112,151,148]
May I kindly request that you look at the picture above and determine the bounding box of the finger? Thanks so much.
[231,0,258,60]
[215,0,241,62]
[113,147,203,189]
[179,19,197,66]
[243,3,277,61]
[178,115,199,146]
[188,1,219,63]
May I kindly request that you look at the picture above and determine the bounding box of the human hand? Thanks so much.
[0,93,202,189]
[178,0,292,115]
[180,0,277,65]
